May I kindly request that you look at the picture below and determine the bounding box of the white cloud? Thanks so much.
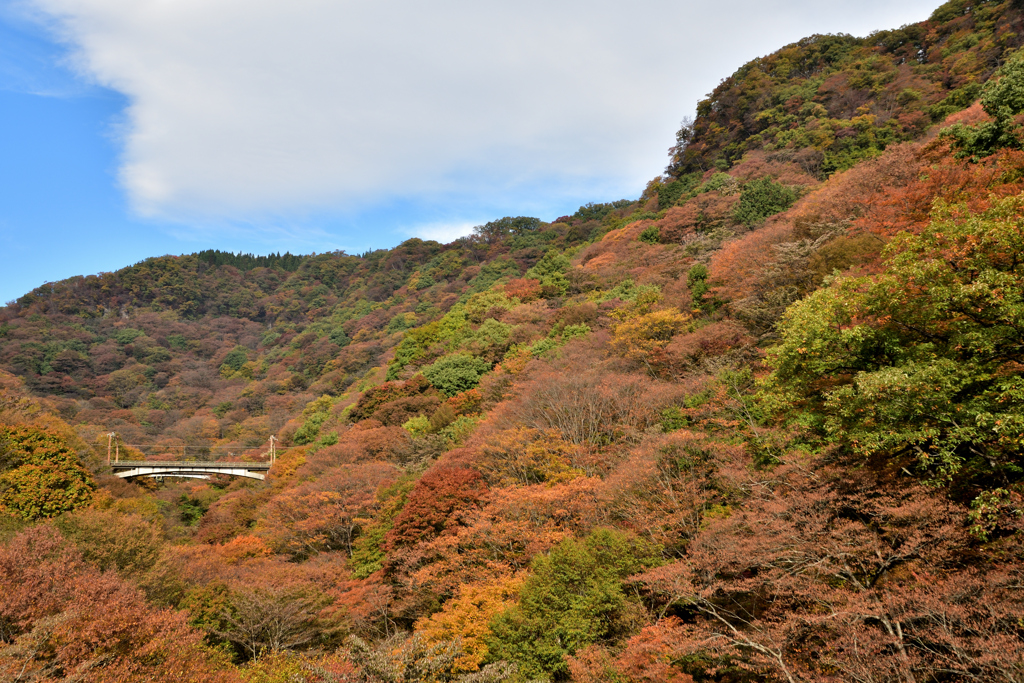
[24,0,942,224]
[404,220,478,245]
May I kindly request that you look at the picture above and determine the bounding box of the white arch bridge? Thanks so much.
[111,460,271,481]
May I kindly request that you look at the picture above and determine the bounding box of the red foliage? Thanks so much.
[661,320,752,373]
[0,525,86,637]
[855,146,1024,238]
[630,457,1024,681]
[387,478,605,599]
[708,219,798,302]
[0,526,237,682]
[385,467,488,549]
[312,422,412,466]
[728,150,819,186]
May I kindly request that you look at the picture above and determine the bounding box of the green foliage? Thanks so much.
[666,2,1022,177]
[560,324,591,341]
[0,426,94,520]
[763,194,1024,493]
[222,345,250,372]
[928,82,983,121]
[596,279,661,305]
[525,250,571,296]
[473,216,543,243]
[294,395,335,445]
[687,263,712,312]
[166,333,190,350]
[487,529,661,680]
[349,478,415,579]
[470,258,522,293]
[386,312,417,334]
[194,249,304,272]
[56,508,163,578]
[929,0,997,23]
[638,225,661,244]
[943,51,1024,159]
[697,172,740,195]
[423,353,492,398]
[661,406,688,432]
[402,415,431,438]
[329,327,351,347]
[571,200,632,223]
[464,291,517,322]
[733,177,799,226]
[114,328,145,344]
[656,173,701,208]
[178,494,208,526]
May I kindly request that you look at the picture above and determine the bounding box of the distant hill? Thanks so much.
[1,1,1023,680]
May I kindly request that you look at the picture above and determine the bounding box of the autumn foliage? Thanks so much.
[2,2,1024,680]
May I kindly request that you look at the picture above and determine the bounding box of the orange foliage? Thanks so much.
[657,192,740,244]
[259,462,399,559]
[855,146,1024,238]
[610,308,691,373]
[0,526,237,682]
[602,430,744,552]
[498,352,682,449]
[601,221,651,243]
[568,619,695,683]
[789,142,925,228]
[216,534,273,564]
[661,319,752,373]
[941,101,991,127]
[392,477,605,598]
[503,278,542,303]
[708,219,795,301]
[579,250,617,272]
[728,149,819,186]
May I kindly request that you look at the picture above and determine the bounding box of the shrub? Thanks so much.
[638,225,661,244]
[486,529,661,679]
[423,354,492,398]
[733,177,798,226]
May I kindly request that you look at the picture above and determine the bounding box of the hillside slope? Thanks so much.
[1,1,1024,681]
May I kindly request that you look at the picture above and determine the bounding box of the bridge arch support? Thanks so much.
[111,461,270,481]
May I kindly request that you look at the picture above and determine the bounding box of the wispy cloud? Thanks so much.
[405,221,478,245]
[21,0,943,227]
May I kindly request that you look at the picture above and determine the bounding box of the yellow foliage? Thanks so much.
[479,427,585,486]
[414,575,523,672]
[611,308,691,365]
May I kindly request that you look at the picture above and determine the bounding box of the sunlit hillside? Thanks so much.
[2,1,1024,680]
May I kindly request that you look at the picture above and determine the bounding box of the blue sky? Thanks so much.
[1,0,945,304]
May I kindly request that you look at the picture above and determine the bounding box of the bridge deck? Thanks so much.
[112,460,270,470]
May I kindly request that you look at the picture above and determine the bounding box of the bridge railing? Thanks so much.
[105,435,284,466]
[112,460,271,468]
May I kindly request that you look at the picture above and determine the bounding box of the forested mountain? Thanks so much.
[2,1,1024,680]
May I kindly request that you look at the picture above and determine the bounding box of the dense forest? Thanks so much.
[2,0,1024,680]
